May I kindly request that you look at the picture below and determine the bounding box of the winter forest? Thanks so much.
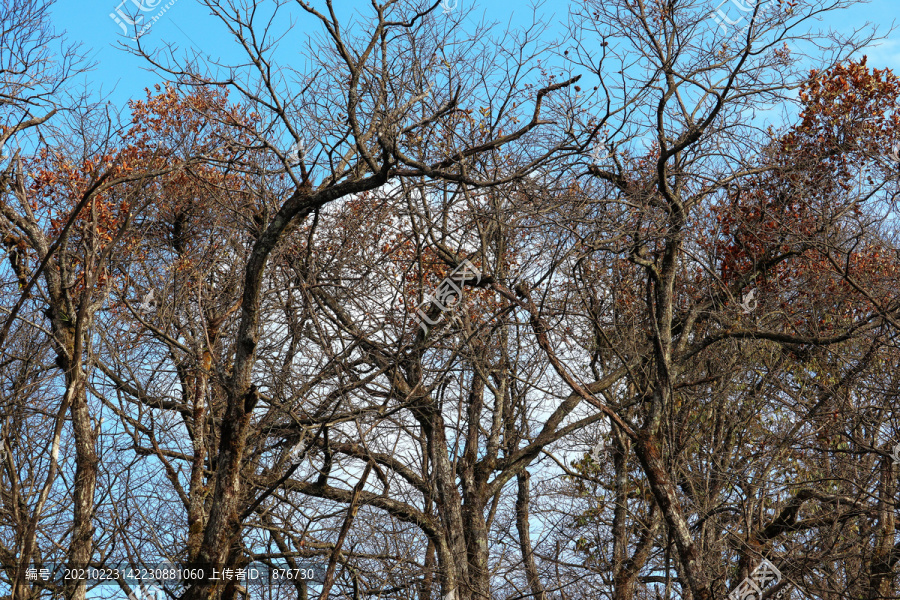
[2,0,900,599]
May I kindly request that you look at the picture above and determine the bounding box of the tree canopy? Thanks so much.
[1,1,900,600]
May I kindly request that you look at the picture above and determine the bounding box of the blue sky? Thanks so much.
[51,0,566,110]
[48,0,900,115]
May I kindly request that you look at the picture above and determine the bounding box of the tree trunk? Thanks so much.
[634,430,710,600]
[516,471,547,600]
[63,362,98,600]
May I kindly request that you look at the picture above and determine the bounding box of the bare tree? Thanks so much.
[4,2,900,600]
